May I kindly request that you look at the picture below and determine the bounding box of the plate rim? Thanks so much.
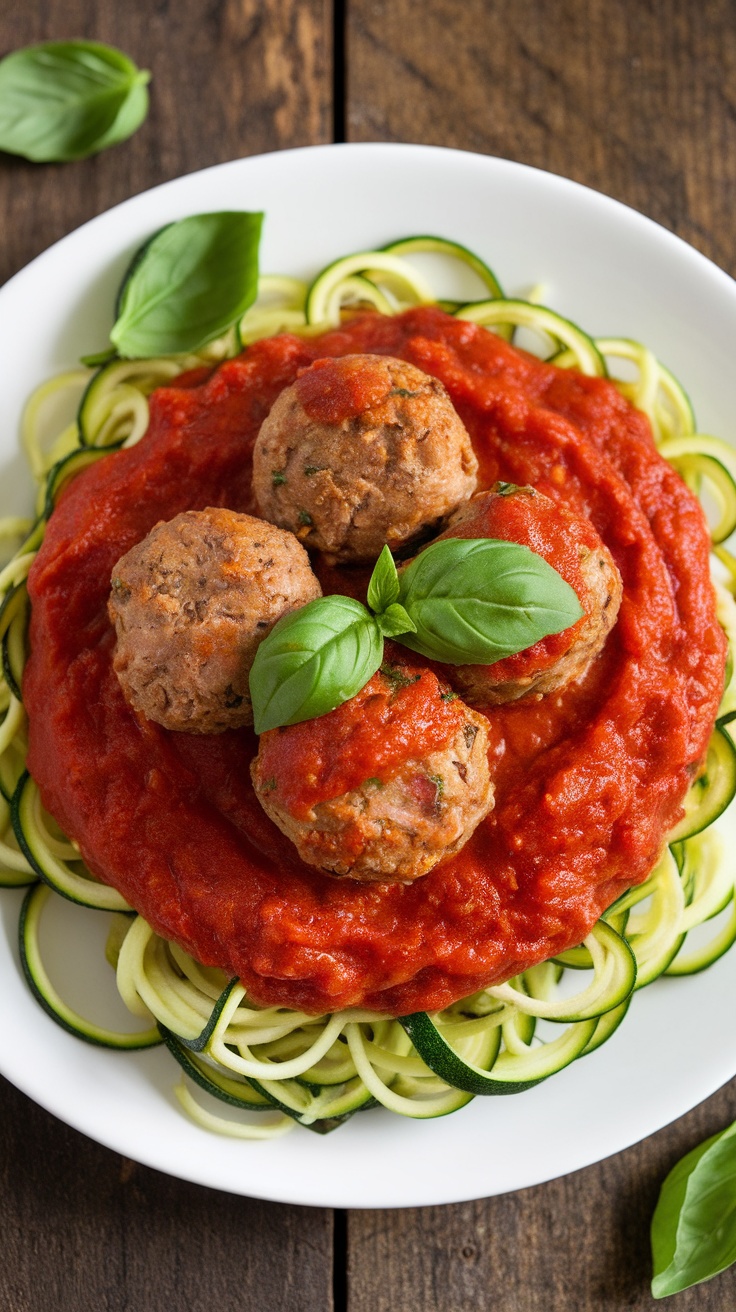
[1,140,736,1208]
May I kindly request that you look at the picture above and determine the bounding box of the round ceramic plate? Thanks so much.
[1,143,736,1209]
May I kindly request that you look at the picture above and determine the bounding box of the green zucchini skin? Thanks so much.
[667,726,736,843]
[580,998,631,1056]
[554,909,629,969]
[44,445,122,516]
[176,977,240,1053]
[19,883,161,1050]
[159,1027,272,1109]
[399,1011,597,1095]
[380,235,504,300]
[668,452,736,543]
[0,749,24,805]
[161,1029,377,1135]
[539,922,637,1023]
[305,249,435,325]
[77,360,145,446]
[455,299,607,376]
[666,894,736,976]
[0,580,28,702]
[12,772,130,911]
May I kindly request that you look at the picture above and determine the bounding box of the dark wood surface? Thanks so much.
[1,3,735,1308]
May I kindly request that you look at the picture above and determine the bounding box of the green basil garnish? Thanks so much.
[0,41,150,163]
[365,547,416,638]
[651,1120,736,1298]
[249,537,585,732]
[366,545,400,614]
[397,537,584,665]
[249,596,383,734]
[110,212,263,358]
[375,603,415,639]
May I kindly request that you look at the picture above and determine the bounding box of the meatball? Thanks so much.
[251,655,493,883]
[109,507,321,733]
[432,483,622,705]
[252,354,478,564]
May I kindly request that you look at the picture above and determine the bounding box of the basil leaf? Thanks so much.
[397,537,584,665]
[651,1121,736,1298]
[249,596,383,733]
[0,41,150,163]
[367,545,400,613]
[376,603,416,638]
[110,211,263,358]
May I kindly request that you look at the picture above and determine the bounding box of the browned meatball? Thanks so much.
[252,354,478,564]
[109,508,321,733]
[431,484,622,706]
[251,657,493,883]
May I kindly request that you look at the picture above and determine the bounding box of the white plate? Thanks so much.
[1,143,736,1209]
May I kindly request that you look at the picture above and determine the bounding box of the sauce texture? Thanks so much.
[24,308,726,1014]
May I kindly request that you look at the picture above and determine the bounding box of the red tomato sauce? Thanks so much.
[256,659,466,821]
[24,308,726,1014]
[295,354,390,423]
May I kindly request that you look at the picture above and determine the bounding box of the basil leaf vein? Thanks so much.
[249,596,383,733]
[0,41,150,163]
[110,211,263,358]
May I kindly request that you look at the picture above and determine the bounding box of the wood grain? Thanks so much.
[347,0,736,277]
[2,2,736,1310]
[346,1,736,1308]
[0,1076,333,1312]
[0,4,334,1310]
[347,1085,736,1311]
[0,0,332,285]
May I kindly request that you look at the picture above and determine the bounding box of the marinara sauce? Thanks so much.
[24,308,726,1014]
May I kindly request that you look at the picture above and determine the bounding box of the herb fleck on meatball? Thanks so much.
[252,353,478,564]
[109,507,322,733]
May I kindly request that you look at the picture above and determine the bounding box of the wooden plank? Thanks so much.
[0,1075,333,1312]
[0,3,334,1308]
[347,0,736,276]
[0,0,333,285]
[346,0,736,1307]
[346,1083,736,1310]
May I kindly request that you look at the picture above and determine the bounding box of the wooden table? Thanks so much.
[2,3,736,1308]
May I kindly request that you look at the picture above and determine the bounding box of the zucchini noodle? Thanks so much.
[2,237,735,1138]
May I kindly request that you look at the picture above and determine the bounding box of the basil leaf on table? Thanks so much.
[0,41,150,163]
[110,211,263,358]
[249,595,383,734]
[397,537,584,665]
[651,1120,736,1298]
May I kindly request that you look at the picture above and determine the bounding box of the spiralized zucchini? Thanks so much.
[2,239,735,1139]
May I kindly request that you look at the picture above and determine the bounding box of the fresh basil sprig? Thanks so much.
[651,1119,736,1298]
[249,539,583,733]
[0,41,150,163]
[367,543,401,612]
[109,212,263,358]
[397,537,584,664]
